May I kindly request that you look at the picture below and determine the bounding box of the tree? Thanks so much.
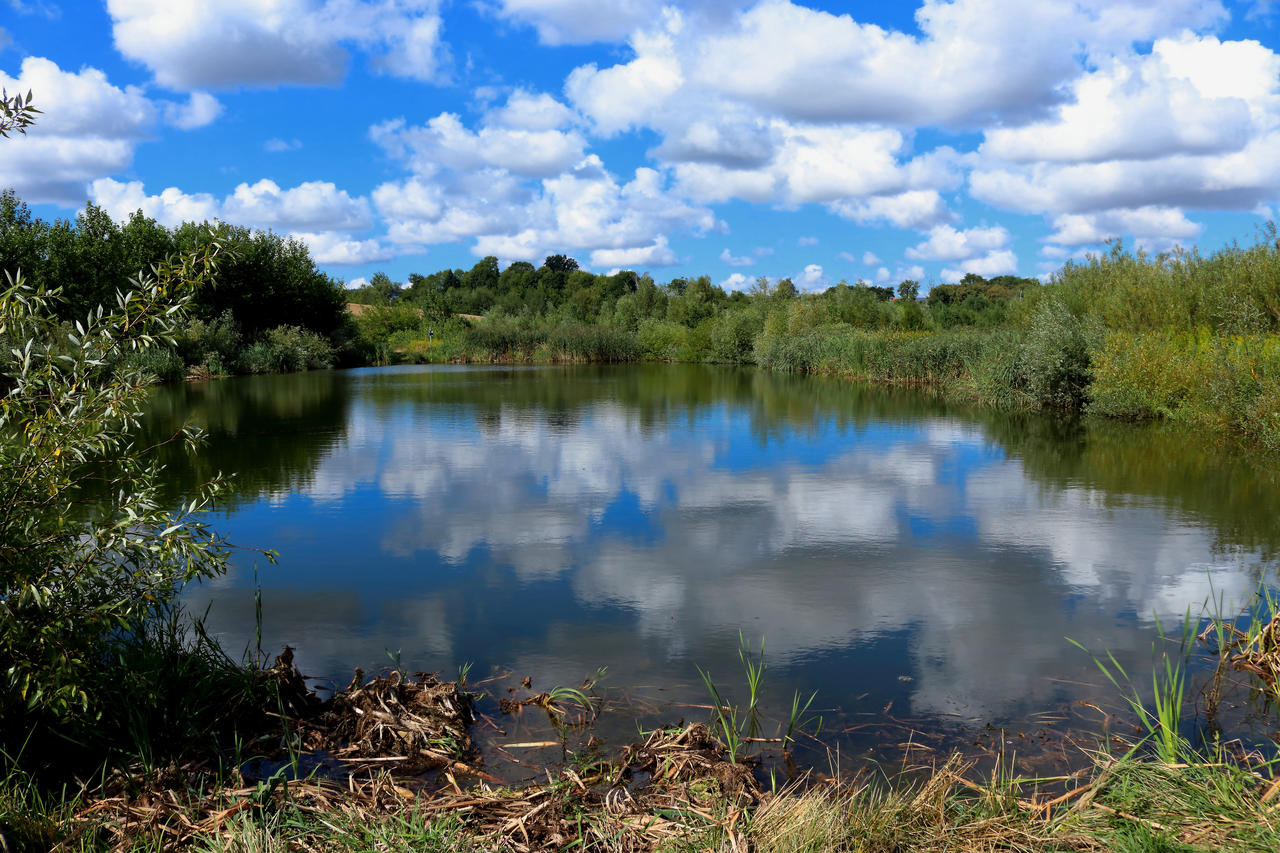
[369,271,402,303]
[463,256,500,292]
[897,280,920,302]
[774,277,798,299]
[543,254,579,274]
[174,225,347,339]
[1,238,235,725]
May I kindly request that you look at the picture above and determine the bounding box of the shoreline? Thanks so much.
[10,616,1280,852]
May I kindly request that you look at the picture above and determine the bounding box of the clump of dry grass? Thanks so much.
[753,756,1070,853]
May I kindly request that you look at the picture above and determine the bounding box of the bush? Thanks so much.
[237,325,334,373]
[708,310,762,363]
[638,318,687,361]
[178,310,241,371]
[352,304,423,343]
[0,244,232,734]
[1087,331,1197,420]
[1018,298,1103,408]
[464,321,547,360]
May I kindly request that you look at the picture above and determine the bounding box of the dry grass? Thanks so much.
[21,653,1280,853]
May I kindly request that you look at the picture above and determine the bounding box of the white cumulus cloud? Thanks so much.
[940,250,1019,281]
[163,91,222,129]
[1045,207,1203,247]
[92,177,372,233]
[370,91,586,178]
[106,0,450,89]
[590,237,678,269]
[291,231,397,265]
[795,263,827,290]
[906,224,1011,262]
[0,57,155,204]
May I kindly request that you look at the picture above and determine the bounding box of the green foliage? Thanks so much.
[825,281,895,328]
[1088,330,1280,449]
[1,191,350,379]
[637,318,688,361]
[118,344,186,383]
[0,241,233,729]
[708,308,763,363]
[0,88,40,138]
[1022,235,1280,334]
[175,224,347,341]
[545,324,639,362]
[1018,297,1103,408]
[463,321,547,360]
[352,304,424,342]
[238,325,335,374]
[895,296,928,331]
[178,310,242,376]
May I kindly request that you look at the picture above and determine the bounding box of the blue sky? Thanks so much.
[4,0,1280,291]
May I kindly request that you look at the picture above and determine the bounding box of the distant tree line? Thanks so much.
[0,191,360,378]
[346,250,1039,361]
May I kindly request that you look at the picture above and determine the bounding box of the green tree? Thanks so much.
[175,225,347,339]
[543,254,579,273]
[463,256,500,292]
[897,279,920,302]
[368,271,402,304]
[0,239,234,725]
[0,190,48,291]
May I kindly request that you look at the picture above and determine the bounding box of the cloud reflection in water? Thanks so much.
[181,366,1273,732]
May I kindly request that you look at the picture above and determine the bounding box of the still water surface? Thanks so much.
[145,364,1280,767]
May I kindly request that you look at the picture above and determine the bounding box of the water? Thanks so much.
[143,364,1280,773]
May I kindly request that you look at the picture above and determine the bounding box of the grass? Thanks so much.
[751,752,1280,853]
[22,747,1279,852]
[7,596,1280,853]
[1069,610,1197,765]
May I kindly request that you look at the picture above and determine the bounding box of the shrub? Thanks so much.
[238,325,334,373]
[1087,331,1198,420]
[0,243,232,733]
[638,318,687,361]
[708,309,763,363]
[1018,298,1103,408]
[464,321,546,360]
[352,304,423,343]
[178,310,241,369]
[545,324,639,362]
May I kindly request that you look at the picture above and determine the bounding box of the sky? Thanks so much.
[4,0,1280,292]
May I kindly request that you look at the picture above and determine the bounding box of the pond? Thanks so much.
[144,364,1280,775]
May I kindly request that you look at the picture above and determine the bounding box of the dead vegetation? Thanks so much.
[296,668,474,775]
[33,643,1280,853]
[65,718,762,853]
[1218,612,1280,699]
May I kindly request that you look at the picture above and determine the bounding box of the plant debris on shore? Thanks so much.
[25,652,1280,853]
